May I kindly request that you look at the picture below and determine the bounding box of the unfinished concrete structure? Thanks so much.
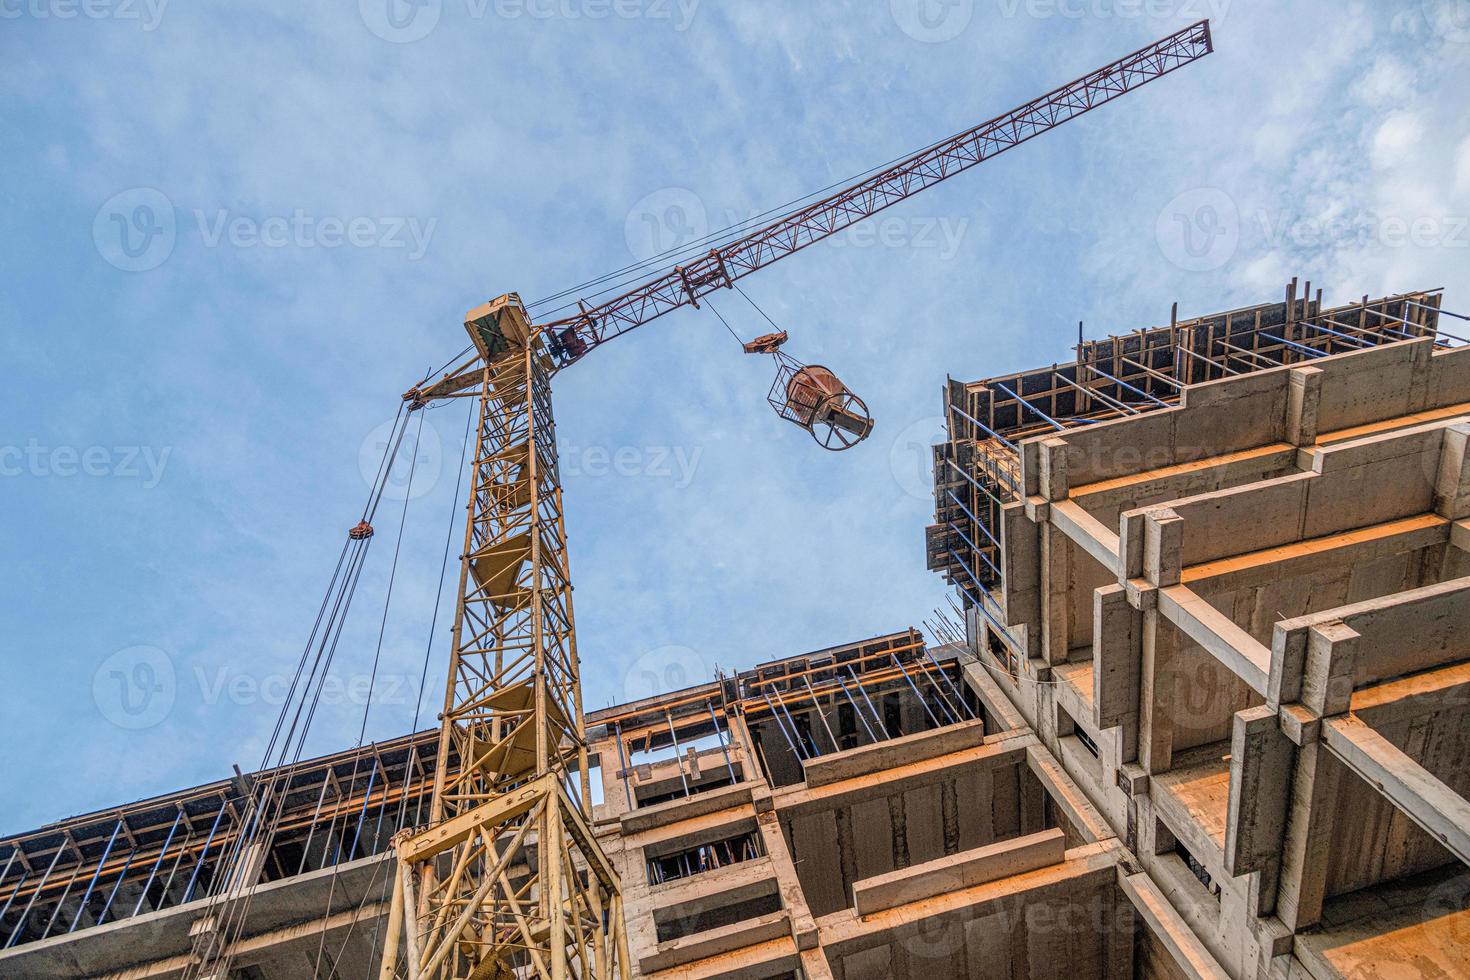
[930,281,1470,978]
[4,281,1469,979]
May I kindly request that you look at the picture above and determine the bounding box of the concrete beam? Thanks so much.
[850,829,1065,917]
[1117,870,1231,980]
[815,841,1121,958]
[775,735,1033,818]
[620,782,756,835]
[94,901,390,980]
[639,909,792,975]
[1158,586,1271,696]
[1350,660,1470,728]
[1274,576,1470,705]
[1322,714,1470,868]
[1024,744,1114,844]
[1050,500,1122,576]
[802,719,987,789]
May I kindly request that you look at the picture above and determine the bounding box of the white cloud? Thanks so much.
[1371,111,1425,170]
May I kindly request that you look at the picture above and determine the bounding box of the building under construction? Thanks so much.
[4,280,1469,979]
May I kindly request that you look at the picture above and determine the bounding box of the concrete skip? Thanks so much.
[849,827,1066,918]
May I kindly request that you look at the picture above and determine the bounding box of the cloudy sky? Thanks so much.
[3,0,1469,833]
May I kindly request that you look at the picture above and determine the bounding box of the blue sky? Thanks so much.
[3,0,1470,834]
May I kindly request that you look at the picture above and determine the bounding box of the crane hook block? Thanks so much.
[348,521,374,540]
[742,331,788,355]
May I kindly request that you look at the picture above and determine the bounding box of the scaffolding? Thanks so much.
[0,731,443,950]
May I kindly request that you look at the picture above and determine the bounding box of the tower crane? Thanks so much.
[371,21,1213,980]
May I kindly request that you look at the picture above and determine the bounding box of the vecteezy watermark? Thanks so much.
[827,214,972,261]
[625,187,709,263]
[93,188,438,272]
[890,0,974,42]
[359,417,444,501]
[889,415,947,500]
[994,0,1230,22]
[192,666,414,709]
[1155,187,1240,273]
[624,187,970,264]
[1157,188,1470,274]
[93,646,417,730]
[623,644,707,703]
[194,209,436,259]
[0,441,172,488]
[1424,0,1470,44]
[359,0,699,43]
[560,443,702,489]
[94,646,177,730]
[1255,210,1470,252]
[93,187,176,273]
[0,0,168,29]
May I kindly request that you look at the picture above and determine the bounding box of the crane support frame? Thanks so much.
[385,336,629,980]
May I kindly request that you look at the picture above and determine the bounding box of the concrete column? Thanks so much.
[1040,437,1071,501]
[1093,584,1141,763]
[1285,366,1323,447]
[1041,524,1072,666]
[1300,622,1360,717]
[1275,741,1342,932]
[754,808,820,953]
[1138,610,1178,774]
[1143,508,1184,588]
[1224,706,1293,919]
[1434,423,1470,519]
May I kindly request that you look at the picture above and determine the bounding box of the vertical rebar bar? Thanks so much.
[97,847,137,926]
[844,666,888,738]
[776,690,816,758]
[890,653,941,728]
[921,647,976,721]
[612,722,634,810]
[760,689,805,761]
[801,676,839,752]
[833,674,878,743]
[297,775,334,876]
[705,701,738,784]
[132,807,184,919]
[68,819,122,934]
[183,799,229,904]
[347,756,380,860]
[665,712,691,797]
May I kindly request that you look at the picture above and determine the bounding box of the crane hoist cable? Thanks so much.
[180,406,418,980]
[309,407,427,979]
